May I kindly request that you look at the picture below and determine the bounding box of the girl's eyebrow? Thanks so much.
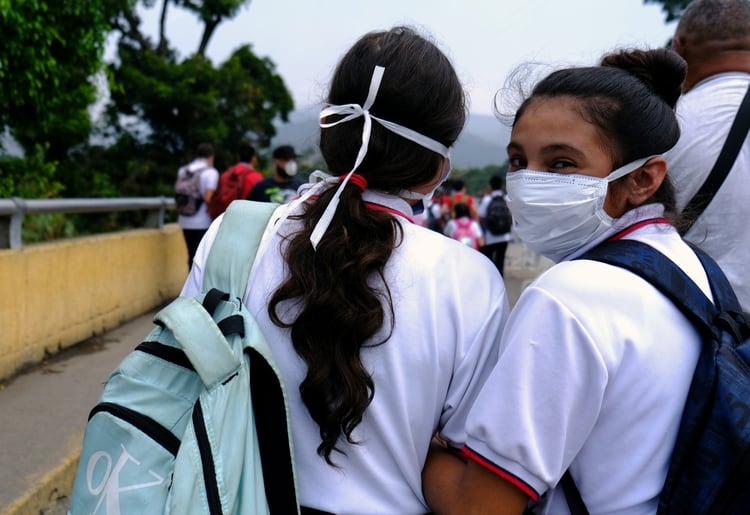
[540,143,586,160]
[507,141,521,152]
[507,141,586,160]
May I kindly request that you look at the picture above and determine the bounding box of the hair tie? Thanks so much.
[341,173,367,192]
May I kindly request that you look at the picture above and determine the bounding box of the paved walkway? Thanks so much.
[0,312,156,515]
[0,241,551,514]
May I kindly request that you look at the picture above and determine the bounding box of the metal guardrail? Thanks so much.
[0,197,175,249]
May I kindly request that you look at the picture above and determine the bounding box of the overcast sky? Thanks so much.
[134,0,677,116]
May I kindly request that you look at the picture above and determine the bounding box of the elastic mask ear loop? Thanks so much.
[606,155,659,182]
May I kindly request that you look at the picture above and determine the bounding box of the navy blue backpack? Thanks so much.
[562,239,750,515]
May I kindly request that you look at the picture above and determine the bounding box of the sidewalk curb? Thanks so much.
[1,447,80,515]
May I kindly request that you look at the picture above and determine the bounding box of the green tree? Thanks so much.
[451,163,509,197]
[644,0,691,22]
[53,0,294,202]
[0,1,123,161]
[95,0,293,197]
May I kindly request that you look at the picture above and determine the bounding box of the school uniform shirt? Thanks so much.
[464,204,711,515]
[177,158,219,230]
[182,184,510,514]
[665,72,750,310]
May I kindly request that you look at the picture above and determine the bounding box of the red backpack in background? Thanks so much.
[207,163,263,219]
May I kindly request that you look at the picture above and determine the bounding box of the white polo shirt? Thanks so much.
[464,205,710,514]
[665,72,750,310]
[182,186,509,514]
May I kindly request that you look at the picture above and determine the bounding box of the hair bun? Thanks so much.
[601,48,686,109]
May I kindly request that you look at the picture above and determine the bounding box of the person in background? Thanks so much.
[183,26,508,514]
[442,177,478,220]
[444,202,484,250]
[477,174,513,276]
[177,142,219,269]
[664,0,750,310]
[423,48,709,515]
[426,184,450,233]
[231,142,263,199]
[247,144,304,203]
[206,141,264,219]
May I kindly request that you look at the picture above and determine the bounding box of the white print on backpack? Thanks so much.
[86,444,165,515]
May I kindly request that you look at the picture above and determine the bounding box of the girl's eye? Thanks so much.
[508,156,526,170]
[551,159,576,170]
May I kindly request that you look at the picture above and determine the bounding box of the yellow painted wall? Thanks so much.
[0,224,188,381]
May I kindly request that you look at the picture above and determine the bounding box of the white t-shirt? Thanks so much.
[182,186,510,514]
[177,158,219,230]
[464,205,711,515]
[478,190,513,244]
[665,72,750,310]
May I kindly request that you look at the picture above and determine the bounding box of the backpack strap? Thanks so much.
[680,85,750,236]
[568,240,748,515]
[560,239,734,515]
[154,295,241,387]
[578,239,723,337]
[687,244,743,314]
[180,164,211,178]
[203,199,279,297]
[560,469,589,515]
[154,200,278,386]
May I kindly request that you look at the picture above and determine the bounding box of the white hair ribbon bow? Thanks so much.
[310,65,450,250]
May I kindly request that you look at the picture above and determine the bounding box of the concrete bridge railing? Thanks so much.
[0,197,188,381]
[0,196,174,249]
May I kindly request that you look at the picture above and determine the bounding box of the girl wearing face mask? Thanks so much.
[424,48,711,515]
[183,26,509,514]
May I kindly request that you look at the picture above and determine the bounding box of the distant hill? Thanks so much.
[271,106,510,170]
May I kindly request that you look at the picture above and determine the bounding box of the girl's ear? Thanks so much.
[626,156,668,207]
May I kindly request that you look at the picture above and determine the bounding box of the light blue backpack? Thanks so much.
[69,201,299,515]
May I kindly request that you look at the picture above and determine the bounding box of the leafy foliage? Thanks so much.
[644,0,691,22]
[0,146,62,198]
[0,1,122,161]
[1,0,295,243]
[108,0,294,163]
[95,0,294,198]
[456,164,509,197]
[0,146,73,243]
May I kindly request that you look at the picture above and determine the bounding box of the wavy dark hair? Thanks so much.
[268,26,466,465]
[514,48,686,217]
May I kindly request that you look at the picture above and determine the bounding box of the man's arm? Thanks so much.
[423,443,529,515]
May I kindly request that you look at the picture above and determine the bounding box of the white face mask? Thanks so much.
[399,156,452,214]
[284,160,298,177]
[506,155,655,262]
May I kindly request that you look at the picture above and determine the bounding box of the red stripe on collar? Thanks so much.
[364,202,414,223]
[608,217,671,241]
